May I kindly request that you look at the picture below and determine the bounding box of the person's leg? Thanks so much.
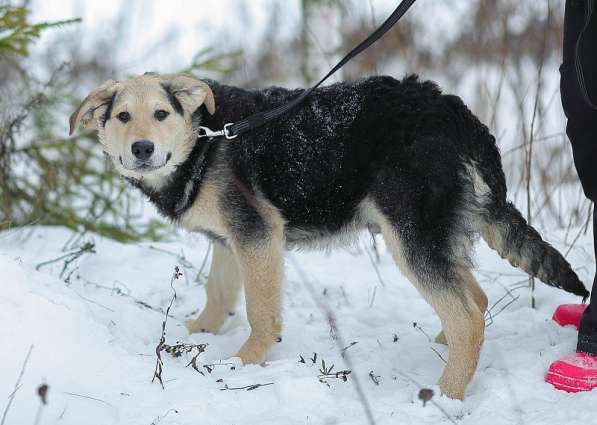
[546,0,597,392]
[561,0,597,354]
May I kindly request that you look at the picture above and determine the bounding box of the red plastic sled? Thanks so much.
[551,304,588,329]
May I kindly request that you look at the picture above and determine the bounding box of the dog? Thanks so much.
[69,72,588,399]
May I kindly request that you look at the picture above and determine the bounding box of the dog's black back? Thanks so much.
[200,77,489,241]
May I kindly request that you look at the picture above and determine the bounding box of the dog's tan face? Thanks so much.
[70,73,215,186]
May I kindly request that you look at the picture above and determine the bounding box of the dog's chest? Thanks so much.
[177,182,227,238]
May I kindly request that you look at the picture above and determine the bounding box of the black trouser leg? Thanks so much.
[561,0,597,355]
[561,0,597,202]
[578,213,597,354]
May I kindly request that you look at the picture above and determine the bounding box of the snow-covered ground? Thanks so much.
[0,224,594,425]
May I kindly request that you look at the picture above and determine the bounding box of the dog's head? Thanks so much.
[69,73,215,184]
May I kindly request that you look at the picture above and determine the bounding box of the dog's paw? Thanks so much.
[235,337,271,365]
[185,319,205,334]
[438,377,466,401]
[185,310,227,334]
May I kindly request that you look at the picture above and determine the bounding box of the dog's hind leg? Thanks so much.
[427,279,484,400]
[375,212,484,400]
[186,242,242,334]
[435,269,487,345]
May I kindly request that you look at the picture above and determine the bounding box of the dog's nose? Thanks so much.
[131,140,154,160]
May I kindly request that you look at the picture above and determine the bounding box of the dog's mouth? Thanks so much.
[119,152,172,173]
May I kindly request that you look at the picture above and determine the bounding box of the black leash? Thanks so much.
[198,0,417,140]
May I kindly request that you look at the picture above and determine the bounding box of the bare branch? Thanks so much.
[152,266,182,389]
[1,345,34,425]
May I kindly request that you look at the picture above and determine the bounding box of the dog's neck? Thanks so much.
[127,134,217,221]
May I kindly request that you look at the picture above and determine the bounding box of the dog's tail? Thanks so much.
[480,199,588,299]
[467,128,589,300]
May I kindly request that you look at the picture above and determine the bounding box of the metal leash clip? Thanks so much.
[198,123,238,140]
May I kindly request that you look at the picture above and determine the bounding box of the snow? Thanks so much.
[0,224,595,425]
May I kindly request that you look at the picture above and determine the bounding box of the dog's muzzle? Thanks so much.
[119,152,171,173]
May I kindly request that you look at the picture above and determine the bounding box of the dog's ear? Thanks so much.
[161,74,215,115]
[69,80,118,135]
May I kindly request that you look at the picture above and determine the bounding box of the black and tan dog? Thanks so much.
[70,73,588,399]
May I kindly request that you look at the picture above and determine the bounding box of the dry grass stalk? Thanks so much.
[152,266,182,389]
[1,344,34,425]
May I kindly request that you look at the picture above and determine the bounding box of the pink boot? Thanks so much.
[546,352,597,392]
[546,304,597,392]
[552,304,588,329]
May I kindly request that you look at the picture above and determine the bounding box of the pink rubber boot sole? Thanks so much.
[551,304,588,330]
[546,352,597,392]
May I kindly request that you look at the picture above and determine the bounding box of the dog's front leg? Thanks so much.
[185,242,242,334]
[231,230,284,365]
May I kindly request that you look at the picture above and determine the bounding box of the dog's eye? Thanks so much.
[154,110,169,121]
[117,111,130,123]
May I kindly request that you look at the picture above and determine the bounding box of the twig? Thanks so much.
[61,230,87,252]
[565,203,594,258]
[430,347,447,365]
[341,341,358,358]
[160,342,207,374]
[220,382,274,391]
[35,241,96,279]
[148,246,203,286]
[525,0,550,309]
[152,266,183,389]
[150,409,179,425]
[79,277,172,317]
[501,132,565,156]
[485,283,526,327]
[1,345,34,425]
[318,359,351,383]
[62,392,113,407]
[186,349,208,373]
[63,266,79,286]
[367,226,380,263]
[487,295,521,326]
[413,322,432,342]
[486,282,524,309]
[200,362,237,374]
[364,243,385,287]
[368,371,380,386]
[148,245,197,270]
